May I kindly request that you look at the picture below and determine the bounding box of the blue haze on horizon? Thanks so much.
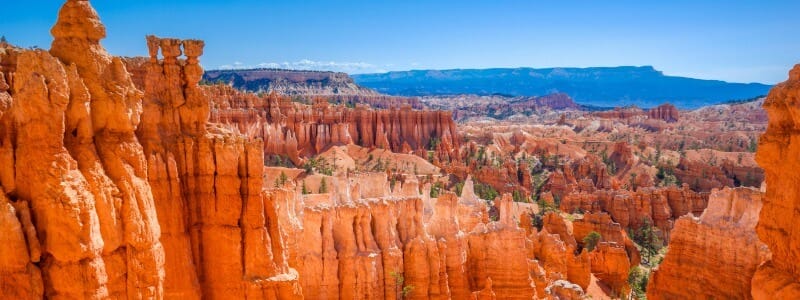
[2,0,799,84]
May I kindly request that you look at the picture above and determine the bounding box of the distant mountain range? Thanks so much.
[351,66,772,109]
[204,68,378,96]
[202,68,423,109]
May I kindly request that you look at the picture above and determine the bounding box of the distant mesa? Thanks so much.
[203,68,422,109]
[352,66,772,109]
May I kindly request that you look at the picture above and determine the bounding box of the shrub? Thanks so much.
[628,266,649,299]
[583,231,602,252]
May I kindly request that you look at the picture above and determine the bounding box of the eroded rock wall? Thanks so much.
[752,65,800,299]
[647,187,769,299]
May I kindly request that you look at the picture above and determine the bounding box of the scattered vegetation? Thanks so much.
[303,157,334,176]
[429,182,444,198]
[474,182,499,201]
[628,266,650,299]
[274,171,288,187]
[390,271,414,299]
[301,181,309,195]
[319,177,328,193]
[629,218,664,265]
[583,231,602,252]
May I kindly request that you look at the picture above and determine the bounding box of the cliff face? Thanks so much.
[752,65,800,299]
[0,0,302,298]
[202,86,461,165]
[647,187,769,299]
[647,104,679,123]
[1,1,165,298]
[137,36,303,299]
[561,185,708,243]
[0,1,578,299]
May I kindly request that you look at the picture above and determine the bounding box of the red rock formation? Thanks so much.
[137,35,302,299]
[572,213,639,266]
[471,278,497,300]
[197,85,461,165]
[752,65,800,299]
[589,242,630,296]
[0,1,303,298]
[467,194,537,299]
[0,192,43,299]
[561,186,708,242]
[593,106,645,119]
[647,103,679,123]
[647,187,769,299]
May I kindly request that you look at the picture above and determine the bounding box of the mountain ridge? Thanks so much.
[352,66,772,109]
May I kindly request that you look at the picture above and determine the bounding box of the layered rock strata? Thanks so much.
[647,187,769,299]
[197,84,461,165]
[752,65,800,299]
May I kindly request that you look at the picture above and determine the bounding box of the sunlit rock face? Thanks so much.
[752,65,800,299]
[647,187,769,299]
[3,1,791,300]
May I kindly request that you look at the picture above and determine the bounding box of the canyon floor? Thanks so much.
[1,1,799,299]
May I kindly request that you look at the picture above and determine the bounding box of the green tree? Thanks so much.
[390,271,414,299]
[474,182,498,201]
[301,181,309,195]
[512,190,526,203]
[748,137,758,153]
[274,171,288,188]
[628,266,649,299]
[279,171,288,185]
[319,177,328,193]
[454,181,465,197]
[583,231,602,252]
[630,218,663,264]
[430,182,443,198]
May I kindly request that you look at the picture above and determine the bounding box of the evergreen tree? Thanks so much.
[583,231,602,252]
[319,177,328,193]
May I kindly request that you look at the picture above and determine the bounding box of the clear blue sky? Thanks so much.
[2,0,799,84]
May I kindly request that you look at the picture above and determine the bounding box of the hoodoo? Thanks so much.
[0,1,793,299]
[752,65,800,299]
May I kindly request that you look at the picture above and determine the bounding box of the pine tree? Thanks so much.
[319,177,328,193]
[301,181,309,194]
[583,231,602,252]
[279,171,288,185]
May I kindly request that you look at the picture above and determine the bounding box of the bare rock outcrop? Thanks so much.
[647,187,769,299]
[647,103,679,123]
[752,65,800,299]
[199,85,461,165]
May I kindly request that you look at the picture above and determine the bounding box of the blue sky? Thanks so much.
[2,0,799,84]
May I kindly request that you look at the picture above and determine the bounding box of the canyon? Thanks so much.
[0,1,798,299]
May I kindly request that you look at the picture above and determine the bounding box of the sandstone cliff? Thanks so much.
[752,65,800,299]
[647,187,769,299]
[0,0,302,298]
[198,85,461,165]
